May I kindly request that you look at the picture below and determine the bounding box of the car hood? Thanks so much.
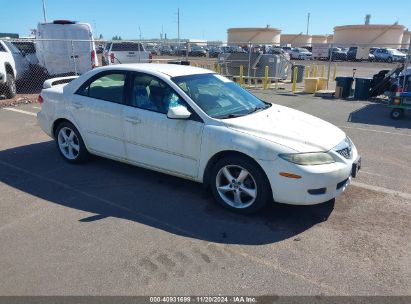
[222,104,346,152]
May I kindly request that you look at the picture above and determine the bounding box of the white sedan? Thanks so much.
[37,64,361,214]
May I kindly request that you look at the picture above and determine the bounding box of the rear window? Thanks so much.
[111,43,144,51]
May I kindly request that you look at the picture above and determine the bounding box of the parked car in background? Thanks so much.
[189,46,207,57]
[159,45,173,56]
[174,45,188,56]
[103,42,151,65]
[37,64,361,214]
[209,47,222,58]
[145,44,159,56]
[0,39,30,98]
[12,41,39,66]
[373,48,407,62]
[268,47,290,61]
[290,48,312,60]
[397,48,409,54]
[328,47,347,61]
[35,20,98,75]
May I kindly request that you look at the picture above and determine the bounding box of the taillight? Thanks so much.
[37,95,44,104]
[110,53,115,64]
[91,50,96,68]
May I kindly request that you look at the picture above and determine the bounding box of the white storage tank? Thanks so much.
[402,30,410,48]
[280,34,312,46]
[311,35,327,44]
[333,24,406,47]
[227,27,281,45]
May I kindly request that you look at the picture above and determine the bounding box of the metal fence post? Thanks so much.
[247,41,252,85]
[326,43,333,89]
[239,65,244,86]
[71,40,78,75]
[402,43,411,90]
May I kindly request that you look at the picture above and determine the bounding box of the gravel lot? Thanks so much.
[0,89,410,296]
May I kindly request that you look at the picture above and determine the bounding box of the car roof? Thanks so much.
[95,64,213,78]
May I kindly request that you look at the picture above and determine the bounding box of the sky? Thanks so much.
[2,0,411,41]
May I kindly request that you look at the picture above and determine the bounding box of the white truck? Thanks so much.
[35,20,98,76]
[102,41,151,65]
[0,39,30,98]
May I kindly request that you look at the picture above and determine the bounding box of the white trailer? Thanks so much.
[35,20,98,76]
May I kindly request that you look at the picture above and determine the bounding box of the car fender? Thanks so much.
[197,124,290,182]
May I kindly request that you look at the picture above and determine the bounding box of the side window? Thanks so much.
[130,73,186,114]
[77,73,126,104]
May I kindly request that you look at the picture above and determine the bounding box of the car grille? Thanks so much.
[336,148,352,159]
[333,137,353,159]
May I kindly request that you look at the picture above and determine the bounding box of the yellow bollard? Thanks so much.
[333,64,337,81]
[292,66,298,93]
[264,66,269,90]
[313,64,318,78]
[321,65,325,78]
[216,64,221,74]
[239,65,244,86]
[305,66,310,79]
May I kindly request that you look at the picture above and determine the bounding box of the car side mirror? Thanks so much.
[167,105,191,120]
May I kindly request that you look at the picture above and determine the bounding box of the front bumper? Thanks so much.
[259,148,360,205]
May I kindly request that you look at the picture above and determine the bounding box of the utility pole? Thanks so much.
[139,26,142,41]
[177,8,180,46]
[42,0,47,22]
[306,13,310,35]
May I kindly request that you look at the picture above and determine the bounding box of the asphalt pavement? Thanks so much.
[0,94,410,296]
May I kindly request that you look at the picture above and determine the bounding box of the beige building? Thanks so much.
[311,35,327,44]
[326,35,334,44]
[227,27,281,44]
[280,34,312,46]
[333,24,406,47]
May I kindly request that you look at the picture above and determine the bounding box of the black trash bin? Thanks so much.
[354,77,372,100]
[291,65,305,83]
[335,76,354,98]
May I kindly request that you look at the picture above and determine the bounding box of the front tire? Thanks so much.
[210,156,271,214]
[55,122,89,163]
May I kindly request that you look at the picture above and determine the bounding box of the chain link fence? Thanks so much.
[0,37,410,103]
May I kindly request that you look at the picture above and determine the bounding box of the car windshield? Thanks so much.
[172,73,271,119]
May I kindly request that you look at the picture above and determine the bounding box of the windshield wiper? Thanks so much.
[246,103,272,114]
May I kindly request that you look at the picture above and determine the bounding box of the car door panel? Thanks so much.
[124,107,203,178]
[123,72,203,178]
[70,71,127,159]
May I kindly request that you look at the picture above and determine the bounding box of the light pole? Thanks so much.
[306,13,310,35]
[42,0,47,22]
[177,8,180,46]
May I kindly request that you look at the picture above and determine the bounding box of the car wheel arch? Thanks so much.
[52,118,85,141]
[202,150,271,191]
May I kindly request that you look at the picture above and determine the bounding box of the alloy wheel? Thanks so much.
[215,165,257,209]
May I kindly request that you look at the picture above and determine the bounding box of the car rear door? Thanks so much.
[70,70,128,158]
[123,72,204,178]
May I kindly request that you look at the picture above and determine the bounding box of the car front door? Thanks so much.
[70,71,128,159]
[123,72,204,178]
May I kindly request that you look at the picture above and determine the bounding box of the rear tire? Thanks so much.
[210,155,271,214]
[55,122,89,164]
[2,73,16,99]
[390,109,404,120]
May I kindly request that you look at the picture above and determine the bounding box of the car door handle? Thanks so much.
[73,102,83,109]
[125,117,141,124]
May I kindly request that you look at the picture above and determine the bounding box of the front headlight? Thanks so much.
[279,152,335,166]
